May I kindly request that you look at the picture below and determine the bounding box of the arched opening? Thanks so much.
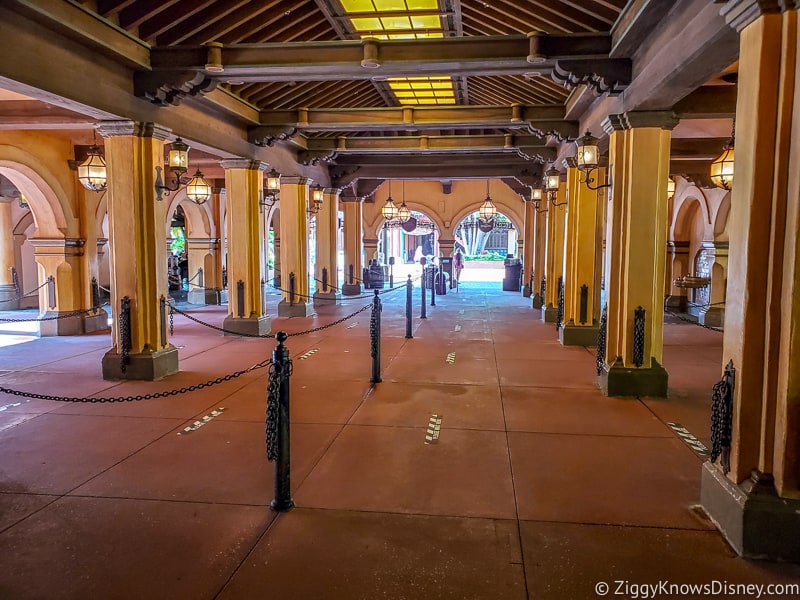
[379,209,439,283]
[453,210,518,285]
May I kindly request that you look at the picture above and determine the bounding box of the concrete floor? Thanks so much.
[1,282,798,599]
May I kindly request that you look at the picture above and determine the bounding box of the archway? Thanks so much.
[453,210,519,285]
[379,208,440,284]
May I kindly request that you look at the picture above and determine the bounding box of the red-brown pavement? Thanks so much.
[0,284,798,599]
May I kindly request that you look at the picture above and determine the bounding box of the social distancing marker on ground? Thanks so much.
[346,322,358,329]
[445,352,456,364]
[425,414,443,444]
[459,309,465,315]
[0,401,23,412]
[667,422,709,456]
[178,407,225,435]
[298,348,319,360]
[454,324,462,332]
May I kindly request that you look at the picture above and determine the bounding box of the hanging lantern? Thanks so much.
[185,169,212,205]
[710,140,734,191]
[545,166,560,193]
[167,137,189,174]
[575,130,600,171]
[667,178,676,198]
[77,145,107,192]
[396,200,411,223]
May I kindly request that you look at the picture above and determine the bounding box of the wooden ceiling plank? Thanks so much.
[488,0,582,33]
[245,8,327,44]
[252,81,320,107]
[150,0,249,45]
[462,2,570,34]
[521,0,607,32]
[118,0,180,30]
[557,0,619,25]
[97,0,137,18]
[178,0,284,46]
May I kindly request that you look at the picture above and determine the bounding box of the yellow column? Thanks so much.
[98,120,177,380]
[313,188,340,304]
[599,112,676,397]
[700,3,800,562]
[341,198,363,295]
[220,159,270,335]
[532,201,547,308]
[278,176,314,317]
[541,181,566,322]
[0,198,18,308]
[209,185,226,304]
[560,160,602,346]
[522,198,535,297]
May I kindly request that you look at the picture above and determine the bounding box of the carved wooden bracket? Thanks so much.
[330,166,361,189]
[248,125,299,147]
[297,149,339,166]
[551,59,631,96]
[133,70,218,106]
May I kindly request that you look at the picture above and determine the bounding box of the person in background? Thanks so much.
[453,248,464,282]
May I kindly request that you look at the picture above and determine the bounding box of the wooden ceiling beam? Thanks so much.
[147,34,612,82]
[118,0,179,30]
[150,1,249,45]
[670,137,730,160]
[674,86,737,119]
[331,162,539,188]
[177,0,283,46]
[0,101,96,130]
[254,104,567,132]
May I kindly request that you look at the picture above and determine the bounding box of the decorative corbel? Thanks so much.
[133,70,218,106]
[551,59,632,96]
[297,149,339,166]
[248,125,299,147]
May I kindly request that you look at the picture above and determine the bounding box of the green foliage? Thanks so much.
[464,252,505,261]
[170,227,185,255]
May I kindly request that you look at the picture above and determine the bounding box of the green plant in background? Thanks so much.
[170,227,185,255]
[464,252,504,261]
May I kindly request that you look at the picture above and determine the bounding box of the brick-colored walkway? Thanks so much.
[1,283,798,599]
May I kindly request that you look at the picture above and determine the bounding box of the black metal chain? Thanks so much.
[596,304,607,376]
[170,301,373,338]
[0,279,49,306]
[0,304,109,323]
[0,358,272,403]
[169,302,174,335]
[632,305,646,368]
[540,276,546,299]
[665,308,724,332]
[710,359,735,474]
[266,360,280,462]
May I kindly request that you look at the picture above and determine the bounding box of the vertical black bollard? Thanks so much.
[389,256,395,289]
[349,264,355,285]
[237,280,245,317]
[289,272,296,305]
[370,289,382,383]
[322,267,329,292]
[268,331,294,512]
[91,276,100,313]
[159,295,167,347]
[47,275,56,309]
[579,284,589,324]
[632,306,646,368]
[430,266,436,307]
[405,275,413,339]
[198,267,204,288]
[119,296,131,374]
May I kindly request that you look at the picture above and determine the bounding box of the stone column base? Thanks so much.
[522,284,532,298]
[187,288,224,305]
[0,284,19,310]
[342,283,362,296]
[559,322,599,347]
[102,345,179,381]
[39,311,110,336]
[541,304,558,323]
[221,315,271,337]
[701,463,800,561]
[532,293,544,309]
[599,359,668,398]
[313,291,341,306]
[277,300,315,317]
[664,294,688,312]
[699,306,725,328]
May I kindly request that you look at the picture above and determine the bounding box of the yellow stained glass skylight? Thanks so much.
[340,0,455,104]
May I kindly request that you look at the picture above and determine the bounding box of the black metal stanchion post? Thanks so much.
[420,268,427,319]
[405,275,413,339]
[289,272,296,306]
[268,331,294,512]
[430,266,436,307]
[370,289,382,383]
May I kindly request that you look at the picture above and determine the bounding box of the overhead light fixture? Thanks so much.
[479,180,497,221]
[260,168,282,211]
[76,131,107,192]
[575,130,610,191]
[396,181,411,223]
[308,183,324,215]
[381,180,398,220]
[710,123,734,191]
[154,137,211,205]
[531,184,548,213]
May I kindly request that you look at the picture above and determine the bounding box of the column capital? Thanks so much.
[721,0,798,33]
[323,187,339,196]
[602,111,679,133]
[339,195,364,203]
[97,120,171,140]
[562,156,578,170]
[219,159,268,172]
[281,176,309,185]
